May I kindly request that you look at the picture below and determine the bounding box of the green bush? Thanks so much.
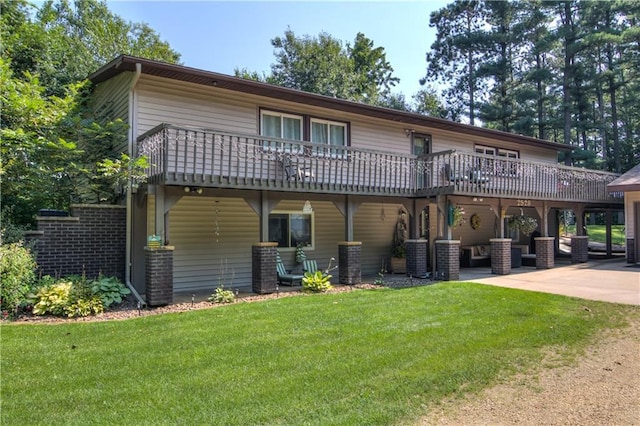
[208,285,235,304]
[90,276,131,308]
[0,242,37,314]
[302,271,333,293]
[32,282,73,316]
[29,275,128,318]
[66,296,104,317]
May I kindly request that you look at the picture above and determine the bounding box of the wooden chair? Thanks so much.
[302,259,318,274]
[276,254,304,286]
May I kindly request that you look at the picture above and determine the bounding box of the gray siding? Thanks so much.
[92,72,132,153]
[134,74,558,163]
[169,196,258,292]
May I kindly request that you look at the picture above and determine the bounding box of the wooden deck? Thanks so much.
[138,124,623,204]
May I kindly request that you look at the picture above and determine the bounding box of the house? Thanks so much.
[608,163,640,264]
[88,55,624,305]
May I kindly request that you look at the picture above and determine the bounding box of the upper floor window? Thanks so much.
[475,144,518,159]
[412,133,432,156]
[311,119,346,147]
[261,111,303,140]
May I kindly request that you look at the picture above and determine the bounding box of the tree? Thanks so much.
[1,0,179,227]
[423,0,489,124]
[243,29,400,106]
[2,0,180,97]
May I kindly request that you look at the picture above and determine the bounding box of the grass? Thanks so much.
[2,283,637,425]
[563,224,625,245]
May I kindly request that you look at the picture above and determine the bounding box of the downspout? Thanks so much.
[126,63,146,307]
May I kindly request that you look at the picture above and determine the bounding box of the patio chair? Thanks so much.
[302,259,318,274]
[276,254,304,286]
[281,154,314,182]
[443,163,468,183]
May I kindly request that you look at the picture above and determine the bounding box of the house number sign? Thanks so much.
[516,199,531,207]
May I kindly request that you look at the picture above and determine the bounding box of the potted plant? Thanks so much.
[508,215,538,236]
[390,208,408,273]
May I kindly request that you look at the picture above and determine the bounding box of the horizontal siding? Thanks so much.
[272,200,343,272]
[454,205,500,246]
[133,75,559,163]
[354,203,400,275]
[169,196,259,292]
[144,195,405,290]
[93,72,132,154]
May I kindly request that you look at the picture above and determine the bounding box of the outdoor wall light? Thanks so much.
[473,197,483,202]
[404,128,415,137]
[184,186,204,195]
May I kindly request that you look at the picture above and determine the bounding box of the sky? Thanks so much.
[106,1,450,98]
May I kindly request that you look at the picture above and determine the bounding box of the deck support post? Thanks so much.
[252,242,278,294]
[571,236,589,263]
[153,185,167,244]
[534,237,555,269]
[338,241,361,285]
[435,240,460,281]
[145,245,174,306]
[605,209,613,257]
[490,238,512,275]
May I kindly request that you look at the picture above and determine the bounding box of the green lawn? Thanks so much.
[563,224,625,245]
[2,283,637,425]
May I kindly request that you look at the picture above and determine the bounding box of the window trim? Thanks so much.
[412,133,432,156]
[268,210,315,251]
[259,107,350,149]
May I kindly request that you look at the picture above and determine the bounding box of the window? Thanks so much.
[311,119,346,147]
[268,212,314,249]
[261,111,303,140]
[475,144,519,176]
[412,134,432,156]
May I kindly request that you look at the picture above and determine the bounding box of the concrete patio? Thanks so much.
[458,257,639,306]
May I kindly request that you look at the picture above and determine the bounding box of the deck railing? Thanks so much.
[137,124,622,203]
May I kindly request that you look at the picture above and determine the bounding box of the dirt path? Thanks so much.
[420,317,640,425]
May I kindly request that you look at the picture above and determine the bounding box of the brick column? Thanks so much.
[490,238,512,275]
[406,239,428,278]
[571,236,589,263]
[252,242,278,294]
[535,237,555,269]
[435,240,460,281]
[338,242,361,285]
[145,246,174,306]
[627,239,636,264]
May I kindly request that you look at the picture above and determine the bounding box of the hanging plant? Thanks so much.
[448,204,466,227]
[508,215,538,236]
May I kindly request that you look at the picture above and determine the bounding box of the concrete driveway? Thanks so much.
[460,258,640,306]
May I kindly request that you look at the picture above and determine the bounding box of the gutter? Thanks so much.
[125,63,146,308]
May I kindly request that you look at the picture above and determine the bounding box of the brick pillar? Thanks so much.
[406,239,428,278]
[490,238,512,275]
[252,242,278,294]
[571,236,589,263]
[338,242,361,285]
[535,237,555,269]
[145,246,174,306]
[435,240,460,281]
[627,239,636,264]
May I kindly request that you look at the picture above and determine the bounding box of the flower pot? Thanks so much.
[390,257,406,274]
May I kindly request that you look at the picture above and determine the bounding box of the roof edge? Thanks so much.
[89,55,573,153]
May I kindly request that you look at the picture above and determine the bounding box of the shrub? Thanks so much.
[66,296,104,317]
[208,285,235,304]
[90,276,131,308]
[302,271,333,293]
[32,282,73,316]
[0,242,37,314]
